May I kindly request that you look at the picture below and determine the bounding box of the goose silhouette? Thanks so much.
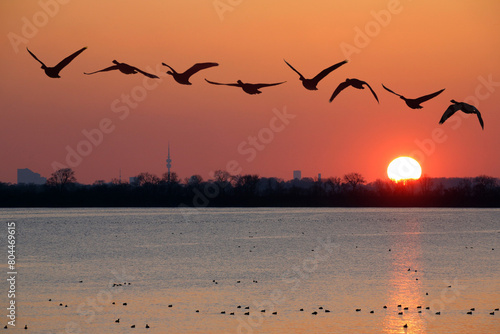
[84,60,159,78]
[162,62,218,85]
[284,59,347,90]
[205,79,285,95]
[330,78,379,103]
[27,47,87,78]
[382,84,445,109]
[439,100,484,129]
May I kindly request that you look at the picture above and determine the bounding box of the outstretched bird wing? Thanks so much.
[414,88,445,104]
[329,81,351,102]
[311,60,348,84]
[54,47,87,72]
[161,62,175,72]
[205,79,241,87]
[476,111,484,130]
[364,82,379,103]
[84,65,120,75]
[382,84,403,98]
[253,81,286,89]
[184,62,219,78]
[131,66,159,79]
[283,60,305,80]
[26,48,46,67]
[439,104,460,124]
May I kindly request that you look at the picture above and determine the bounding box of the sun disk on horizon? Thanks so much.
[387,157,422,182]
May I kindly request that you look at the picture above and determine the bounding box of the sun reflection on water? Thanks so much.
[383,220,426,334]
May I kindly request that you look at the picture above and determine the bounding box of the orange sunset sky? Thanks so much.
[1,0,499,184]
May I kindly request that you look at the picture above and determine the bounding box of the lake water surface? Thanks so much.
[0,208,499,333]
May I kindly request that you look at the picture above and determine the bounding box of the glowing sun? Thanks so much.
[387,157,422,182]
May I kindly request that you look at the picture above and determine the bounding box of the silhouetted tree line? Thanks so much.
[1,169,499,207]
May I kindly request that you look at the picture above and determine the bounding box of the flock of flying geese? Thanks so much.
[26,46,485,129]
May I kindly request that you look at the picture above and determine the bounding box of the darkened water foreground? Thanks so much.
[1,208,499,333]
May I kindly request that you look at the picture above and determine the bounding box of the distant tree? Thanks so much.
[93,180,106,186]
[343,173,366,191]
[474,175,497,189]
[473,175,497,196]
[457,178,473,197]
[234,174,260,195]
[162,171,180,184]
[433,181,444,196]
[255,177,282,196]
[213,170,231,187]
[170,172,179,184]
[235,174,259,187]
[46,168,77,191]
[135,172,160,186]
[230,174,241,187]
[186,175,203,186]
[373,178,390,196]
[161,172,168,183]
[325,177,342,194]
[110,178,126,185]
[403,178,417,195]
[419,175,434,195]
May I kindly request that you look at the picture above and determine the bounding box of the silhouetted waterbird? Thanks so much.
[162,62,218,85]
[27,47,87,78]
[382,84,444,109]
[283,59,347,90]
[330,78,379,103]
[85,60,159,78]
[205,79,285,95]
[439,100,484,129]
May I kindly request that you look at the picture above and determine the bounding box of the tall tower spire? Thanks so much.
[166,142,172,182]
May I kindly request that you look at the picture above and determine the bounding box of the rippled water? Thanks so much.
[0,208,499,333]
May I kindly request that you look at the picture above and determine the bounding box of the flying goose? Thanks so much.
[439,100,484,129]
[382,84,445,109]
[205,79,285,95]
[330,78,379,103]
[84,60,159,78]
[27,47,87,78]
[162,62,218,85]
[284,59,348,90]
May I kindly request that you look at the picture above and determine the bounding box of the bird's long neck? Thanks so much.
[164,64,176,75]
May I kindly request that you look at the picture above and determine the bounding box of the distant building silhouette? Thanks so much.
[17,168,46,185]
[318,173,322,182]
[293,170,301,180]
[166,142,172,182]
[129,177,138,185]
